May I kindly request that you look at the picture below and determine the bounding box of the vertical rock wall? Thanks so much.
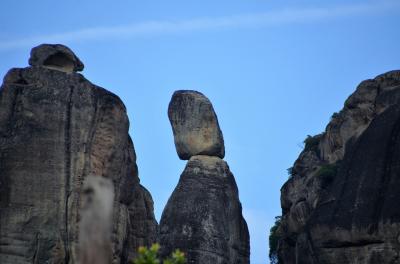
[0,44,157,264]
[278,70,400,264]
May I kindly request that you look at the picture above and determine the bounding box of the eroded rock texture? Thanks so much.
[168,90,225,160]
[0,44,157,264]
[161,91,249,264]
[29,44,84,73]
[279,70,400,263]
[160,156,249,264]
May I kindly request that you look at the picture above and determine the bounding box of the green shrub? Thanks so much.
[269,216,282,264]
[287,167,296,178]
[316,163,340,188]
[132,244,186,264]
[316,163,338,179]
[331,112,339,120]
[303,135,320,152]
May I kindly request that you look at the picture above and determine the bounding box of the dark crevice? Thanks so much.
[32,233,39,264]
[64,84,74,264]
[305,227,319,264]
[373,83,381,110]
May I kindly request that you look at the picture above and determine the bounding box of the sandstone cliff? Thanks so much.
[279,70,400,263]
[0,44,157,264]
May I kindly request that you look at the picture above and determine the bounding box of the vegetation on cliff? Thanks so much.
[268,216,282,264]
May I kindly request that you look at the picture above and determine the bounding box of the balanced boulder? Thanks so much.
[28,44,84,73]
[168,90,225,160]
[162,90,249,264]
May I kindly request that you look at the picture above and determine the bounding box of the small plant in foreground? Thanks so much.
[132,243,185,264]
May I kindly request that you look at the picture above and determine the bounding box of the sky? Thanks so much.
[1,1,400,263]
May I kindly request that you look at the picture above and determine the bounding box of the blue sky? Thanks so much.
[1,1,400,263]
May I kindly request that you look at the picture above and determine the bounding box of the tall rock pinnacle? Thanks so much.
[0,44,157,263]
[160,90,250,264]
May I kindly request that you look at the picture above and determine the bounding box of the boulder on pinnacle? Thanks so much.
[28,43,84,73]
[168,90,225,160]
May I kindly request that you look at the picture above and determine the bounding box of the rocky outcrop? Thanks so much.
[279,70,400,263]
[0,44,157,264]
[29,44,84,73]
[168,90,225,160]
[160,90,249,264]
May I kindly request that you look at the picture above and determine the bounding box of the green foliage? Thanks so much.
[132,244,186,264]
[287,167,294,178]
[316,163,340,188]
[316,163,338,179]
[303,135,320,152]
[269,216,282,264]
[331,112,339,120]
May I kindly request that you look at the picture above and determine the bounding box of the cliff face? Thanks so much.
[160,91,250,264]
[279,70,400,263]
[0,44,157,264]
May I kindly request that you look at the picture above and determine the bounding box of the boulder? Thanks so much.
[159,155,249,264]
[168,90,225,160]
[28,44,84,73]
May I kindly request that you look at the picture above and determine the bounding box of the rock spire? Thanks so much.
[160,90,250,264]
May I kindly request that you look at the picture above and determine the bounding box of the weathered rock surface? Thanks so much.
[279,70,400,263]
[160,155,250,264]
[0,45,157,264]
[168,90,225,160]
[29,44,84,73]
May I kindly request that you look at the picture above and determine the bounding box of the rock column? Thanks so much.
[0,44,158,264]
[160,90,250,264]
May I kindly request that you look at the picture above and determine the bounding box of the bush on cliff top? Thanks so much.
[303,135,320,152]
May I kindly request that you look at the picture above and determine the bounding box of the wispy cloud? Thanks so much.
[0,1,398,51]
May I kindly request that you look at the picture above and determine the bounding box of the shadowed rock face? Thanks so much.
[162,90,249,264]
[0,45,157,264]
[168,90,225,160]
[160,156,250,264]
[278,70,400,264]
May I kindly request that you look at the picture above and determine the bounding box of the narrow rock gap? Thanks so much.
[64,84,74,264]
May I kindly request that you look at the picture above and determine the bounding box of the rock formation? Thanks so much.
[168,90,225,160]
[0,44,157,264]
[278,70,400,263]
[160,90,250,263]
